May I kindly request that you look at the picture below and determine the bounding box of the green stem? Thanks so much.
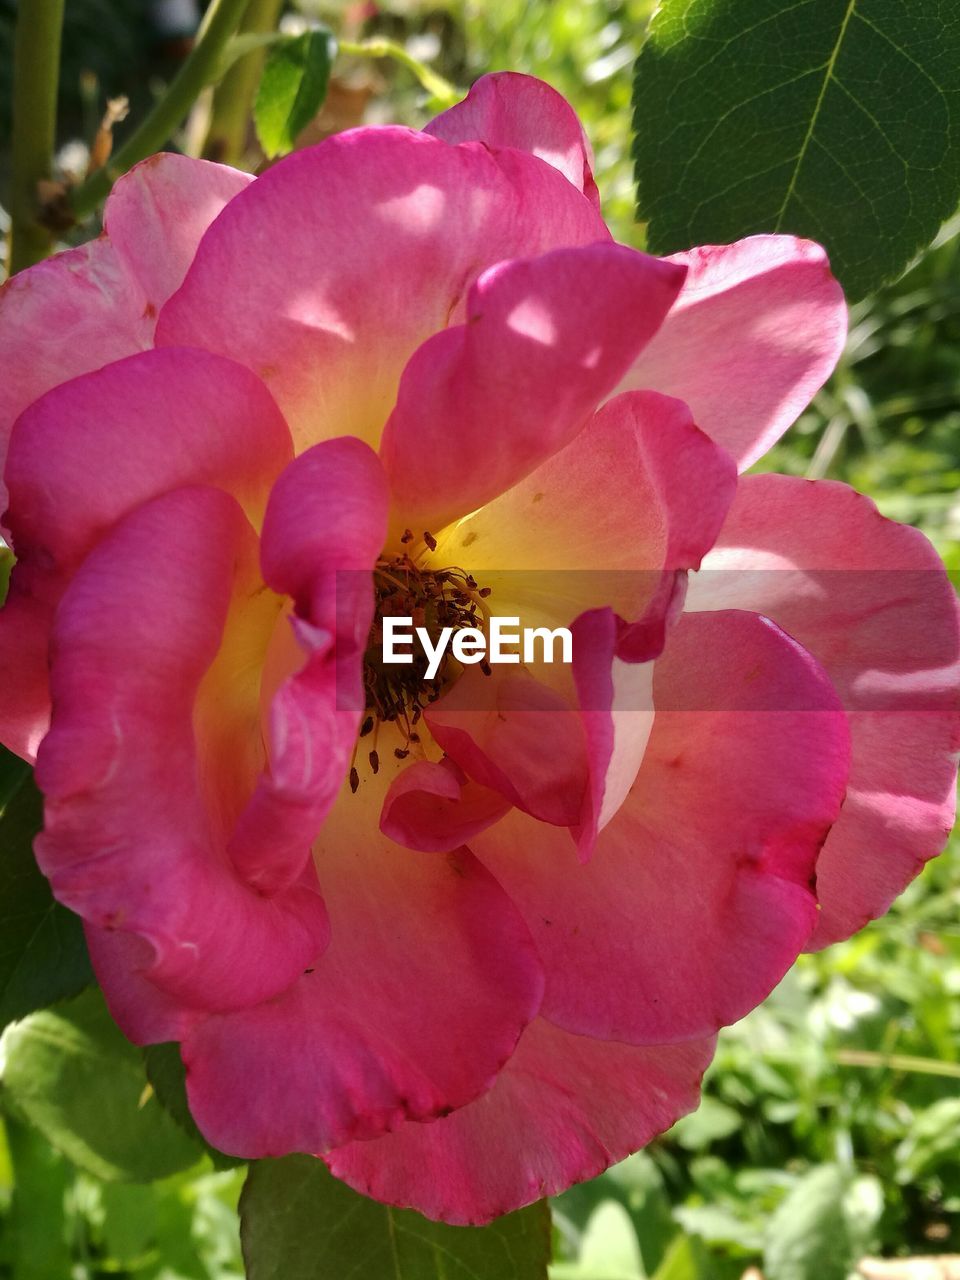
[68,0,252,222]
[7,0,65,275]
[759,1046,960,1081]
[338,38,460,107]
[832,1049,960,1080]
[203,0,284,166]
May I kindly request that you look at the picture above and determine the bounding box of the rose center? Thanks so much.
[352,537,492,792]
[364,547,492,721]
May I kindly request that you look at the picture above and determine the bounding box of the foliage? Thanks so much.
[1,989,200,1183]
[0,753,92,1032]
[254,27,336,158]
[0,0,958,1276]
[241,1156,551,1279]
[763,214,960,569]
[632,0,960,299]
[552,848,960,1276]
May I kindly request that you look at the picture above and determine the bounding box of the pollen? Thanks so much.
[351,545,493,790]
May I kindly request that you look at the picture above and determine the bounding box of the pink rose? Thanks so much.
[1,73,957,1224]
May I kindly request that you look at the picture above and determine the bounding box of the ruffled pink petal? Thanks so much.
[0,154,250,520]
[227,439,389,893]
[85,926,205,1045]
[426,669,587,828]
[687,475,960,947]
[155,128,610,453]
[571,609,657,860]
[35,485,329,1017]
[429,391,736,854]
[471,610,851,1044]
[326,1018,715,1225]
[0,595,55,762]
[381,247,685,532]
[564,393,737,853]
[0,242,149,530]
[182,844,544,1156]
[103,152,252,312]
[0,347,292,761]
[380,758,510,853]
[432,389,732,584]
[619,237,847,469]
[424,72,599,207]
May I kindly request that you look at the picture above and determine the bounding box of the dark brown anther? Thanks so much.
[394,747,409,760]
[366,552,493,734]
[400,528,413,544]
[478,586,492,598]
[480,659,492,676]
[423,530,438,552]
[409,732,420,743]
[349,767,360,794]
[369,750,380,775]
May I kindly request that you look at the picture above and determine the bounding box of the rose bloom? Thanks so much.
[1,73,957,1224]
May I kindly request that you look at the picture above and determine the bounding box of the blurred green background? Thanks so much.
[0,0,959,1276]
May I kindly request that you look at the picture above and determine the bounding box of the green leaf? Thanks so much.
[99,1181,160,1265]
[241,1154,551,1279]
[0,987,201,1182]
[254,28,337,159]
[153,1182,209,1280]
[0,753,93,1031]
[650,1233,731,1280]
[763,1165,854,1280]
[144,1042,245,1171]
[4,1115,74,1280]
[895,1097,960,1182]
[578,1199,644,1279]
[633,1,960,299]
[668,1098,742,1151]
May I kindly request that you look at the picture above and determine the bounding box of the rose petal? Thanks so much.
[380,758,510,853]
[85,926,204,1044]
[426,667,587,827]
[182,844,544,1156]
[35,485,329,1016]
[471,609,851,1044]
[619,236,847,468]
[326,1018,714,1225]
[0,154,250,520]
[156,128,610,453]
[227,438,390,894]
[380,246,686,533]
[687,474,960,946]
[103,152,253,311]
[425,71,599,206]
[428,391,736,854]
[0,346,292,761]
